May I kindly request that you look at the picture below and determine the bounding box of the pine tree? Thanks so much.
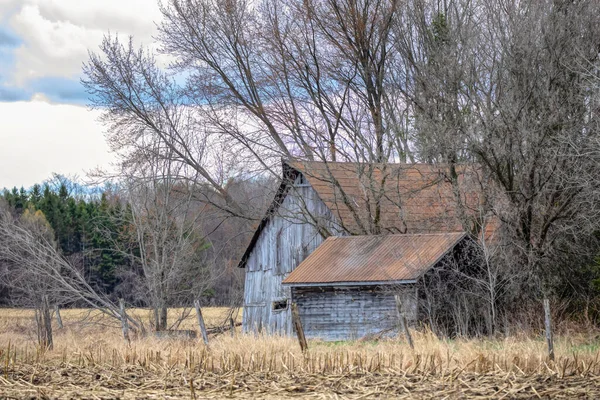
[30,184,42,207]
[1,178,143,296]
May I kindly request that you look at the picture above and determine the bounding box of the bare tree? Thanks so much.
[156,0,409,164]
[116,141,215,331]
[82,37,251,219]
[394,0,600,294]
[81,0,600,324]
[0,206,143,345]
[82,0,418,235]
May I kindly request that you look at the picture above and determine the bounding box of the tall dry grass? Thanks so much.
[1,307,600,377]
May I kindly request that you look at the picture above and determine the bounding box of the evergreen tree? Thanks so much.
[0,179,128,295]
[30,184,42,207]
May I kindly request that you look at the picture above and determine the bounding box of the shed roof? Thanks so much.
[282,232,467,286]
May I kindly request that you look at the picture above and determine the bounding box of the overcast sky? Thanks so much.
[0,0,163,190]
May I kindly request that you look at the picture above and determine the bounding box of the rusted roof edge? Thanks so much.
[282,279,418,287]
[414,231,469,279]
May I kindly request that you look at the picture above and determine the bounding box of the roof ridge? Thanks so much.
[330,232,466,239]
[285,159,479,167]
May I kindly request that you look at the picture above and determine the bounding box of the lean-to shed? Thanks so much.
[238,160,494,337]
[281,232,470,341]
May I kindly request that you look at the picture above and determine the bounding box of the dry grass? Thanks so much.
[1,307,600,398]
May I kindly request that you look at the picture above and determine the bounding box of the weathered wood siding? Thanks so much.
[292,286,417,341]
[242,175,341,335]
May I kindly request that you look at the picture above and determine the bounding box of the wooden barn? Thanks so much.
[238,160,492,338]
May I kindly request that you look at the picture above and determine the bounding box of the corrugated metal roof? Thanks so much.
[282,232,467,286]
[288,161,486,235]
[238,160,497,268]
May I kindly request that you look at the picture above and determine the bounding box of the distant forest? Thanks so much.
[0,176,259,307]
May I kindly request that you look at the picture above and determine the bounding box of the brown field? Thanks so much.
[1,308,600,399]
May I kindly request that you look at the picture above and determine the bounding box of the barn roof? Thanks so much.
[288,161,482,234]
[238,160,492,268]
[282,232,467,286]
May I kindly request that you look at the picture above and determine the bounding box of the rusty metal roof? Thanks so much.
[238,160,497,268]
[288,161,485,235]
[282,232,467,286]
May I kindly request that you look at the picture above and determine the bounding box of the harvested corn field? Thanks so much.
[2,364,600,399]
[1,308,600,398]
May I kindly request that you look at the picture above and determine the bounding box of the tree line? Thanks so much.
[1,181,127,296]
[0,176,258,311]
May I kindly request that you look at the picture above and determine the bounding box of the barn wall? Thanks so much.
[292,285,417,341]
[242,175,341,335]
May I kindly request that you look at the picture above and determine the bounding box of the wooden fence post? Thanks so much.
[291,303,308,353]
[543,298,554,361]
[54,305,63,329]
[395,295,414,350]
[194,299,209,346]
[230,316,235,338]
[153,307,160,331]
[119,299,130,343]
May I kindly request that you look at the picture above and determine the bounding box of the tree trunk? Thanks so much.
[36,295,53,350]
[153,307,160,331]
[160,306,168,331]
[395,295,414,349]
[54,305,63,329]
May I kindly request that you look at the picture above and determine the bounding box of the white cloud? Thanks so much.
[0,1,172,189]
[0,100,115,189]
[6,0,162,84]
[0,0,21,21]
[35,0,162,34]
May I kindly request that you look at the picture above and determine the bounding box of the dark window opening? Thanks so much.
[272,299,288,311]
[294,174,310,187]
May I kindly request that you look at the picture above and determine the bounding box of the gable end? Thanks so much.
[237,161,300,268]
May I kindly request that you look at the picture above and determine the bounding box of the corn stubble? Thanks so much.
[1,308,600,399]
